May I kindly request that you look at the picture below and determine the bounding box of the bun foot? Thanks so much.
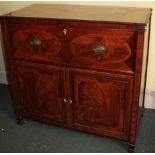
[16,117,24,125]
[128,143,135,153]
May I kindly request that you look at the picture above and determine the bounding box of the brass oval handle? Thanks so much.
[29,38,42,46]
[93,45,106,55]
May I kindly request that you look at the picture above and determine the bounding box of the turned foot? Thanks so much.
[16,117,24,125]
[128,143,135,153]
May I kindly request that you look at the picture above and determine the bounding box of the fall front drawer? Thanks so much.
[8,20,135,74]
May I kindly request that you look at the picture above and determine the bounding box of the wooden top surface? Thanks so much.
[3,4,152,24]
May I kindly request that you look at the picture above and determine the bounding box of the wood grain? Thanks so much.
[69,69,133,140]
[13,62,67,124]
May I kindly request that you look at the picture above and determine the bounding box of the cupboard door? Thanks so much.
[13,62,66,125]
[69,70,133,140]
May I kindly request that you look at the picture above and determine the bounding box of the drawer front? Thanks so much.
[7,21,136,74]
[67,25,136,74]
[7,23,65,64]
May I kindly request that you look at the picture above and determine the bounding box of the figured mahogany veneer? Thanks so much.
[70,70,133,140]
[68,26,135,73]
[15,63,66,124]
[0,4,152,152]
[8,23,64,64]
[13,29,61,54]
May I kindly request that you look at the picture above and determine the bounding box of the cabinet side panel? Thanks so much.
[129,31,144,147]
[129,15,152,147]
[0,19,23,117]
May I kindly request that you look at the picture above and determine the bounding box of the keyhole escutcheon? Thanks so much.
[63,29,67,35]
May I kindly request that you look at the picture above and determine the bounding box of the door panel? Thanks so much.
[14,62,66,124]
[69,70,133,139]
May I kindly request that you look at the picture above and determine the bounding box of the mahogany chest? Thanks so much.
[0,4,152,152]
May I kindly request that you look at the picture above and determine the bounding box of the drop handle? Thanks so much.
[29,38,42,46]
[93,45,106,55]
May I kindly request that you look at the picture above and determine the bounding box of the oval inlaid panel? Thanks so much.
[13,29,61,54]
[70,34,131,63]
